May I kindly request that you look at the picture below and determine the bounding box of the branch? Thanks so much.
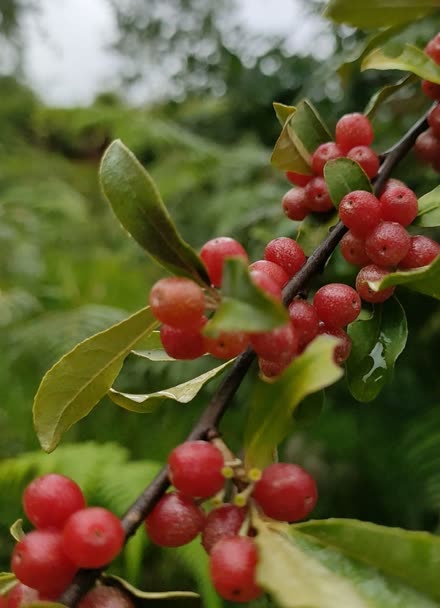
[59,106,430,607]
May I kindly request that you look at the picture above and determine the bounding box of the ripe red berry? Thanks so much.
[250,323,298,365]
[355,265,395,303]
[288,300,319,349]
[145,492,205,547]
[249,270,282,301]
[62,507,124,569]
[258,357,289,379]
[335,113,374,153]
[304,177,333,212]
[282,188,309,221]
[339,231,370,266]
[149,277,205,328]
[421,80,440,100]
[11,530,76,595]
[379,185,418,226]
[264,237,306,278]
[5,583,39,608]
[365,221,411,267]
[168,440,225,499]
[204,331,249,360]
[23,474,86,531]
[382,178,406,193]
[347,146,380,178]
[313,283,361,328]
[318,324,352,365]
[209,537,262,602]
[201,504,246,553]
[160,321,207,359]
[311,142,343,175]
[200,237,248,287]
[253,463,317,522]
[415,129,440,163]
[425,34,440,64]
[249,260,289,288]
[399,235,440,269]
[339,190,382,237]
[78,586,135,608]
[427,104,440,138]
[285,171,312,187]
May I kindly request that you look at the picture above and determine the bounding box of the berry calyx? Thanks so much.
[160,321,207,359]
[318,324,352,365]
[339,190,382,237]
[250,323,298,365]
[379,185,418,226]
[311,142,343,175]
[253,463,317,522]
[145,492,205,547]
[399,235,440,269]
[355,265,395,303]
[149,277,205,328]
[288,299,319,349]
[282,188,309,221]
[200,237,248,287]
[249,260,289,288]
[204,331,249,360]
[168,440,225,499]
[62,507,124,569]
[335,113,374,153]
[313,283,361,328]
[201,504,246,553]
[264,237,306,278]
[304,177,333,212]
[346,146,379,178]
[78,586,135,608]
[285,171,312,187]
[365,221,411,267]
[339,231,370,266]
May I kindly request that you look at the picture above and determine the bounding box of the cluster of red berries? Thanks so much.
[144,439,317,602]
[420,33,440,101]
[4,474,126,607]
[283,112,378,221]
[416,104,440,174]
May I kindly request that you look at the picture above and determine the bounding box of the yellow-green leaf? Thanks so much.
[10,519,24,542]
[364,74,417,118]
[324,0,439,28]
[368,255,440,300]
[362,44,440,84]
[104,575,199,600]
[414,185,440,227]
[0,573,17,596]
[273,102,296,126]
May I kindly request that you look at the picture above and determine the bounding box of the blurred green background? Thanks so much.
[0,1,439,605]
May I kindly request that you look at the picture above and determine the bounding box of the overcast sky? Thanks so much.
[21,0,330,106]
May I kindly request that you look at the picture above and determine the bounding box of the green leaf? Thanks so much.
[414,185,440,227]
[244,336,344,469]
[0,573,17,596]
[324,0,439,28]
[368,255,440,300]
[296,211,339,256]
[104,575,199,600]
[364,74,417,118]
[10,519,24,542]
[100,140,209,284]
[324,158,372,209]
[362,44,440,84]
[34,307,157,452]
[273,102,296,126]
[204,258,288,337]
[108,360,233,413]
[131,330,174,361]
[347,297,408,402]
[255,519,440,607]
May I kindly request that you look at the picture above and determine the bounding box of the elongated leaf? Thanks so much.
[324,158,372,209]
[273,102,296,126]
[365,74,417,118]
[414,186,440,227]
[255,519,440,608]
[108,360,233,413]
[347,298,407,402]
[362,44,440,84]
[296,211,339,256]
[104,575,199,600]
[10,519,24,542]
[204,258,288,337]
[271,113,311,174]
[368,255,440,299]
[324,0,439,28]
[244,336,343,469]
[0,573,16,596]
[100,140,209,284]
[34,307,157,452]
[131,330,174,361]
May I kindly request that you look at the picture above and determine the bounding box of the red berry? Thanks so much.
[311,142,343,175]
[318,324,352,365]
[427,104,440,138]
[248,260,289,288]
[382,178,406,192]
[209,537,262,602]
[421,80,440,100]
[160,321,207,359]
[415,129,440,163]
[365,221,411,267]
[379,185,418,226]
[313,283,361,328]
[340,231,370,266]
[202,504,246,553]
[288,300,319,349]
[258,357,288,379]
[347,146,380,178]
[356,265,395,303]
[149,277,205,328]
[399,235,440,269]
[304,177,333,212]
[62,507,124,569]
[200,237,248,287]
[282,188,309,221]
[11,530,76,594]
[285,171,312,187]
[204,331,249,360]
[425,34,440,65]
[249,270,283,301]
[250,324,298,364]
[23,474,86,531]
[339,190,382,237]
[5,584,39,608]
[335,113,374,153]
[78,586,135,608]
[168,440,225,499]
[264,237,306,278]
[145,492,205,547]
[253,463,317,522]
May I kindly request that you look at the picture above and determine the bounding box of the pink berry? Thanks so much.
[168,440,225,499]
[399,236,440,269]
[339,190,382,237]
[249,270,283,301]
[288,300,319,349]
[249,260,289,288]
[264,237,306,278]
[365,221,411,267]
[335,113,374,153]
[200,237,248,287]
[285,171,312,187]
[425,34,440,65]
[339,231,370,266]
[250,324,298,365]
[304,177,333,212]
[311,142,343,175]
[379,185,418,226]
[145,492,205,547]
[318,324,352,365]
[149,277,205,328]
[428,104,440,138]
[313,283,361,328]
[202,504,246,553]
[5,584,39,608]
[258,357,289,379]
[347,146,379,178]
[421,80,440,100]
[160,321,207,360]
[415,129,440,163]
[282,188,309,221]
[204,331,249,360]
[356,265,395,303]
[78,586,135,608]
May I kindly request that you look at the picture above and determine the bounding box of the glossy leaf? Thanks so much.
[108,360,233,413]
[131,330,174,361]
[368,255,440,300]
[414,186,440,227]
[204,258,288,337]
[324,0,439,28]
[273,102,296,126]
[347,298,407,402]
[0,573,16,596]
[34,307,157,452]
[324,158,372,209]
[104,575,199,600]
[100,140,209,284]
[296,211,339,256]
[364,74,417,118]
[10,519,24,542]
[244,336,343,469]
[362,44,440,84]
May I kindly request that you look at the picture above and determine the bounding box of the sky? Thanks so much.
[21,0,330,106]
